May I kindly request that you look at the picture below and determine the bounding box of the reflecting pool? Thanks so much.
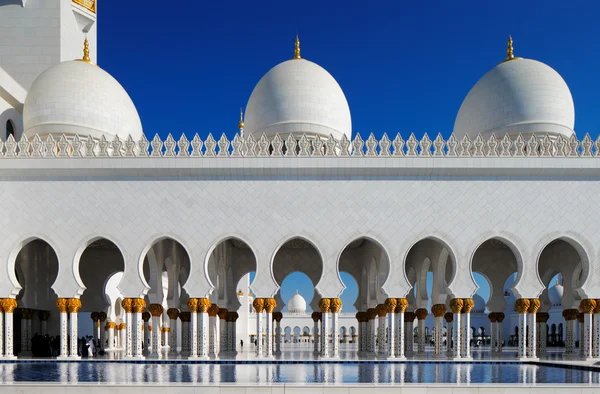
[0,362,598,385]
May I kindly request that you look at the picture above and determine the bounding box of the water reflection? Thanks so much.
[0,362,598,385]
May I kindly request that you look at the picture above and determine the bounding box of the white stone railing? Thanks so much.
[1,132,599,158]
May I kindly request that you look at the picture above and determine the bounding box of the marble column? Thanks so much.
[56,298,69,359]
[178,312,190,355]
[1,299,17,359]
[142,311,151,352]
[20,309,32,355]
[578,312,584,356]
[149,303,164,359]
[312,312,320,355]
[198,299,211,359]
[405,311,415,355]
[274,312,283,355]
[496,313,504,353]
[167,308,180,356]
[449,298,463,359]
[0,304,4,358]
[132,299,145,358]
[106,322,116,350]
[67,299,82,358]
[253,299,264,357]
[385,299,397,358]
[90,312,99,345]
[536,312,549,357]
[415,308,428,355]
[395,299,408,359]
[230,312,239,355]
[319,298,331,358]
[207,305,219,357]
[218,308,228,357]
[526,299,540,359]
[39,310,49,336]
[355,312,363,354]
[186,300,199,358]
[488,313,497,353]
[330,298,342,358]
[460,299,474,359]
[580,299,596,360]
[375,304,387,358]
[119,323,126,350]
[515,298,530,360]
[264,298,276,358]
[432,304,446,358]
[593,300,600,358]
[444,312,453,354]
[98,312,107,350]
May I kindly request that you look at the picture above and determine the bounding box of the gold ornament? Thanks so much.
[208,304,220,317]
[218,308,228,320]
[580,299,597,314]
[404,312,415,322]
[179,312,191,322]
[384,298,397,314]
[536,312,549,323]
[330,298,342,313]
[142,311,151,322]
[431,304,446,318]
[132,298,146,313]
[366,308,377,320]
[293,35,301,60]
[148,303,164,317]
[90,312,98,321]
[527,298,541,314]
[415,308,428,320]
[449,298,463,314]
[444,312,453,323]
[198,298,211,313]
[98,311,107,322]
[238,108,244,130]
[461,298,475,314]
[496,312,505,322]
[56,298,68,313]
[502,35,522,63]
[515,298,530,314]
[67,299,82,313]
[121,298,133,313]
[187,298,199,313]
[395,298,409,314]
[264,298,277,313]
[318,298,331,313]
[488,312,497,323]
[167,308,180,320]
[311,312,321,322]
[252,298,265,313]
[376,304,387,317]
[594,299,600,314]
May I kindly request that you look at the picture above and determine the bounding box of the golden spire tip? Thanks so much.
[82,38,91,63]
[506,35,514,61]
[238,107,244,130]
[294,35,301,60]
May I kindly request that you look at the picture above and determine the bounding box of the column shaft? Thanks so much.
[321,311,329,357]
[199,312,209,358]
[331,311,340,358]
[452,314,461,359]
[397,312,405,359]
[69,311,79,357]
[388,312,396,358]
[593,308,600,358]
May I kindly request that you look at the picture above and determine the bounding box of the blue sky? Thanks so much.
[97,1,593,311]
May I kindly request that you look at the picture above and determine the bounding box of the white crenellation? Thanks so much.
[4,132,600,158]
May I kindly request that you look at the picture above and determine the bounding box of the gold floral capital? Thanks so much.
[91,312,98,321]
[527,298,541,314]
[311,312,321,322]
[594,299,600,314]
[318,298,331,313]
[415,308,428,320]
[132,298,146,313]
[148,303,164,317]
[56,298,68,313]
[461,298,475,314]
[488,312,497,323]
[449,298,463,314]
[198,298,211,313]
[67,299,82,313]
[121,298,133,313]
[536,312,550,323]
[273,311,283,322]
[496,312,505,322]
[218,308,228,320]
[179,312,191,322]
[167,308,180,320]
[187,298,199,313]
[265,298,277,313]
[432,304,446,318]
[444,312,453,323]
[98,311,107,322]
[366,308,377,320]
[330,298,342,313]
[395,298,409,313]
[376,304,387,317]
[580,299,597,314]
[142,311,151,322]
[208,304,219,317]
[384,298,397,314]
[252,298,265,313]
[515,298,530,314]
[106,322,116,329]
[404,312,415,322]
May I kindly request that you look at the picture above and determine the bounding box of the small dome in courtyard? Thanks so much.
[548,284,564,306]
[473,294,486,313]
[287,290,307,313]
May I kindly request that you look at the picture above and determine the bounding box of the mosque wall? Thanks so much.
[0,156,598,304]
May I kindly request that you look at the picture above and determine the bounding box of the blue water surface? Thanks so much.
[0,362,598,385]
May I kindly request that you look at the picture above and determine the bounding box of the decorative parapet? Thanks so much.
[1,132,599,159]
[72,0,96,13]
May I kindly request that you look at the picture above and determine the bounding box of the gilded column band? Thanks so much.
[318,298,331,313]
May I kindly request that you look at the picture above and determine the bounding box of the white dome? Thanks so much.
[23,60,143,141]
[453,58,574,139]
[548,284,564,306]
[473,294,486,313]
[287,291,307,313]
[244,58,351,141]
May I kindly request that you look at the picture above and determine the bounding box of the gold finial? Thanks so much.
[78,38,92,63]
[294,35,301,60]
[502,35,522,63]
[238,108,244,130]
